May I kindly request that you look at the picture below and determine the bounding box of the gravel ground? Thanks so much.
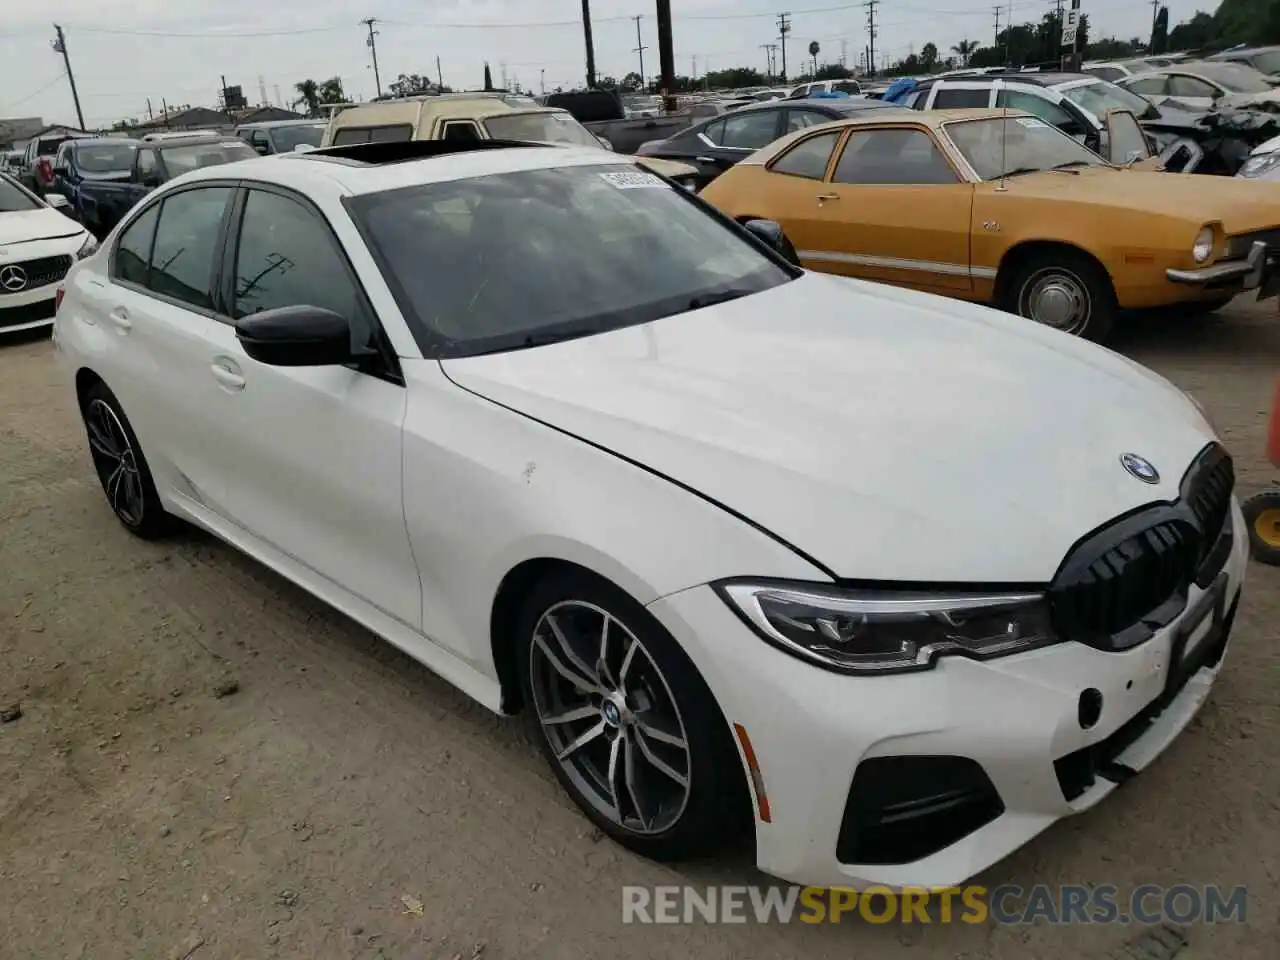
[0,300,1277,960]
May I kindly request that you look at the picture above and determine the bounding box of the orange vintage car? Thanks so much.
[699,107,1280,340]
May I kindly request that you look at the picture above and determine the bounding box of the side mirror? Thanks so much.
[235,305,355,367]
[140,172,163,188]
[741,218,801,268]
[596,135,614,151]
[253,142,270,155]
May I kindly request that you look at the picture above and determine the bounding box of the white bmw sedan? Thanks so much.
[1,173,96,334]
[54,140,1248,889]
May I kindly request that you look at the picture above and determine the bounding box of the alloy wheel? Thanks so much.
[85,398,145,526]
[528,600,692,835]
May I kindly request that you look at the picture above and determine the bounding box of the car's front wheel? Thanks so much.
[1004,249,1116,341]
[81,381,172,539]
[518,571,749,861]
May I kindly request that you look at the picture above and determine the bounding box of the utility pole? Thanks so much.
[361,18,382,98]
[993,6,1002,59]
[220,74,232,120]
[656,0,675,113]
[761,43,777,81]
[146,97,154,121]
[1150,0,1161,50]
[633,15,647,88]
[541,68,546,94]
[864,1,878,78]
[436,56,444,90]
[777,13,791,82]
[51,25,85,129]
[581,0,597,88]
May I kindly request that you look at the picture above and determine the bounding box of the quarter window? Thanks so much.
[113,203,160,286]
[832,129,957,185]
[770,131,840,179]
[995,90,1083,135]
[331,124,414,145]
[1125,76,1169,96]
[232,189,374,349]
[932,87,991,108]
[148,187,234,311]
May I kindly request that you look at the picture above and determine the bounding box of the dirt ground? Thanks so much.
[1,301,1277,960]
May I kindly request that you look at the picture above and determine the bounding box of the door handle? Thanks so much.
[695,156,718,164]
[816,192,840,202]
[108,306,132,332]
[210,359,246,391]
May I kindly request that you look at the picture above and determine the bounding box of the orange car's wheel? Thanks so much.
[1003,249,1116,342]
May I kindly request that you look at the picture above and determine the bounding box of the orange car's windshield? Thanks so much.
[944,116,1107,180]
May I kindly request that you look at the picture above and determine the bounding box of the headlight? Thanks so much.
[1192,226,1215,264]
[716,581,1059,674]
[1237,152,1280,179]
[76,233,98,260]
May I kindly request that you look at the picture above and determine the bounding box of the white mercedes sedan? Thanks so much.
[53,139,1248,889]
[1,173,96,334]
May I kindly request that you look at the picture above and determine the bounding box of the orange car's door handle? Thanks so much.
[816,192,840,201]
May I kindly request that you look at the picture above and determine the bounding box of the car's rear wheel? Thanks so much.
[81,381,172,539]
[518,571,749,860]
[1004,249,1116,341]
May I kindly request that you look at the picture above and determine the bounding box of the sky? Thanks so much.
[1,0,1217,128]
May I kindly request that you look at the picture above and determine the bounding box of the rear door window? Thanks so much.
[770,131,840,179]
[718,111,783,149]
[147,187,235,311]
[932,87,992,108]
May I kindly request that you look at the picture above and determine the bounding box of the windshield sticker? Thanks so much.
[1015,117,1049,129]
[599,171,668,189]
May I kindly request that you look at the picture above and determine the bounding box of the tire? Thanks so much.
[80,381,173,539]
[1242,489,1280,565]
[517,570,750,861]
[1002,248,1117,342]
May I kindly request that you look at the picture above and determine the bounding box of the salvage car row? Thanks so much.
[18,102,1252,895]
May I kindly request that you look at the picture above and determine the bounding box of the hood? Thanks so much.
[996,167,1277,231]
[1223,90,1280,109]
[0,207,85,246]
[441,273,1216,583]
[634,156,698,179]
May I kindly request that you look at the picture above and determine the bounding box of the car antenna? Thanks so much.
[996,78,1009,192]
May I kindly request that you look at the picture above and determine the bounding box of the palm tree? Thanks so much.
[951,39,978,66]
[293,79,320,116]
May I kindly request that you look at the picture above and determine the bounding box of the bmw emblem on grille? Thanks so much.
[0,265,27,292]
[1120,452,1160,484]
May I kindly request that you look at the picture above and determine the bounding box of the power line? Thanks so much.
[361,18,382,98]
[5,71,67,109]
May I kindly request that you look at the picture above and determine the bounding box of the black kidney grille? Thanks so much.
[1052,519,1199,643]
[1050,444,1235,651]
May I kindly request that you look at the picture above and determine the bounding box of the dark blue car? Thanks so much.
[51,138,140,232]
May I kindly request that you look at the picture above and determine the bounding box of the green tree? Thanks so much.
[951,39,978,65]
[703,67,765,88]
[1152,6,1170,53]
[920,42,939,70]
[293,79,320,116]
[620,71,643,91]
[815,63,853,80]
[1169,11,1214,49]
[389,73,432,98]
[318,77,346,105]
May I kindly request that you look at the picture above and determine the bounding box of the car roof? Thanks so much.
[170,141,637,198]
[70,137,141,148]
[331,95,558,128]
[1210,45,1280,56]
[236,119,326,130]
[152,136,246,149]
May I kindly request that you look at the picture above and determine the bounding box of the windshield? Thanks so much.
[38,137,71,156]
[268,123,326,151]
[75,143,136,173]
[1061,79,1159,120]
[945,116,1107,179]
[482,112,600,147]
[349,164,793,356]
[1193,63,1272,93]
[160,140,257,176]
[1249,51,1280,75]
[0,175,41,212]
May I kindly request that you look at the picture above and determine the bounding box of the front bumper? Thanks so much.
[1166,240,1276,297]
[647,500,1249,889]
